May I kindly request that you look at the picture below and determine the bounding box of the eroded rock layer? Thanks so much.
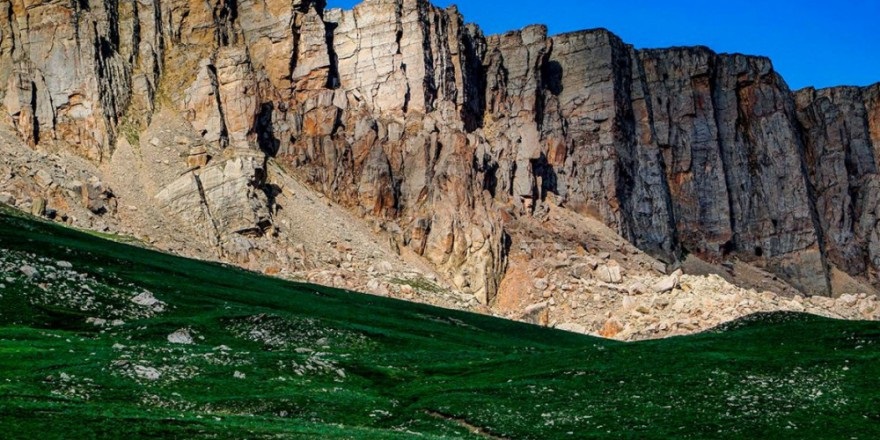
[1,0,878,301]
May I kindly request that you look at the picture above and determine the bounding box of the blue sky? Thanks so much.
[325,0,879,90]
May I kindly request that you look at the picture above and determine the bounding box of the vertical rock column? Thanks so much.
[637,48,730,258]
[796,85,880,285]
[540,30,677,260]
[1,0,134,159]
[713,55,828,295]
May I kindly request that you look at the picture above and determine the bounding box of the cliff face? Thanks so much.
[795,84,880,287]
[1,0,877,301]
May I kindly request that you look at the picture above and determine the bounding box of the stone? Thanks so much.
[131,291,160,307]
[838,294,859,307]
[521,302,550,326]
[652,261,668,275]
[83,178,115,215]
[0,193,15,205]
[187,146,210,168]
[629,282,648,296]
[87,317,107,326]
[374,261,394,275]
[156,155,272,249]
[34,170,53,188]
[599,319,624,338]
[556,323,587,334]
[652,269,684,293]
[31,198,46,217]
[523,302,548,315]
[19,265,39,279]
[133,365,162,381]
[167,329,195,345]
[570,263,592,280]
[595,263,623,284]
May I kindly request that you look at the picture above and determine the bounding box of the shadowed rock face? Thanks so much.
[1,0,877,300]
[795,85,880,287]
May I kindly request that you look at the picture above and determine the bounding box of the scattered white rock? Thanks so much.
[56,261,73,269]
[133,365,162,381]
[19,265,39,279]
[167,328,195,345]
[86,317,107,326]
[131,291,159,307]
[233,371,246,379]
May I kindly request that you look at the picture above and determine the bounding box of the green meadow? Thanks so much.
[0,205,877,439]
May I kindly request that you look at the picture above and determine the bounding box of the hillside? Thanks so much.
[0,206,878,439]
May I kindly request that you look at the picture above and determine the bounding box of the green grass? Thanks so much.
[0,207,878,439]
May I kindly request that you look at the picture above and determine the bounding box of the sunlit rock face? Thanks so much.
[3,0,880,300]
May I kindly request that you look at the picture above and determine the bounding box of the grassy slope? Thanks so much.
[0,206,878,439]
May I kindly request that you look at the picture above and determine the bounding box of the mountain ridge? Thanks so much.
[0,0,878,339]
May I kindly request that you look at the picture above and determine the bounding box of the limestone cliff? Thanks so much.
[1,0,878,303]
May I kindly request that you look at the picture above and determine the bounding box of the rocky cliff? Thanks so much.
[1,0,878,309]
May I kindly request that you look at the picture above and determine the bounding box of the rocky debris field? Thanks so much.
[489,205,880,341]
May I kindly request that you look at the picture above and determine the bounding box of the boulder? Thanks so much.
[30,198,46,217]
[131,291,160,307]
[133,365,162,381]
[652,269,684,293]
[167,329,195,345]
[19,265,39,279]
[0,193,15,205]
[595,263,623,284]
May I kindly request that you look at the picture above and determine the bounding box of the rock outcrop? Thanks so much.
[795,84,880,286]
[1,0,879,305]
[155,151,272,252]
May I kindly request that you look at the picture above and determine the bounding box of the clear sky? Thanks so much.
[325,0,879,90]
